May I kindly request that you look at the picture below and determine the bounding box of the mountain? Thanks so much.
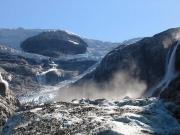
[76,28,180,97]
[0,28,42,49]
[0,28,119,96]
[21,30,88,57]
[1,27,180,134]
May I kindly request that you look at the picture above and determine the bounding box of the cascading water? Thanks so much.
[36,61,59,85]
[162,41,179,88]
[147,41,180,96]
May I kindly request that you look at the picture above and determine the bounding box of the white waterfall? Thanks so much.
[163,41,180,86]
[147,41,180,96]
[36,61,58,85]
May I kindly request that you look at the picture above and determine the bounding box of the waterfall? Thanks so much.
[163,42,179,84]
[36,61,58,85]
[147,41,180,96]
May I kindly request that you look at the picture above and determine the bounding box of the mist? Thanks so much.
[54,71,147,102]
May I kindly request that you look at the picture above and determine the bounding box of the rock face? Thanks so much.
[77,28,180,95]
[160,75,180,122]
[160,76,180,102]
[21,31,88,57]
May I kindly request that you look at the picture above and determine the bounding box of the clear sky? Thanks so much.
[0,0,180,42]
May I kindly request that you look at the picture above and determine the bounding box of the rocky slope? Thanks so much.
[76,28,180,96]
[1,98,180,135]
[0,74,20,132]
[21,30,88,57]
[0,44,98,97]
[0,95,20,131]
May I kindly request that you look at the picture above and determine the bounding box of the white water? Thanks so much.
[36,61,59,84]
[147,41,180,96]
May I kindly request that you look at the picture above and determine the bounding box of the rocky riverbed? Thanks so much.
[1,97,180,135]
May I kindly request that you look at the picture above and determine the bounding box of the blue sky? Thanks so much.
[0,0,180,42]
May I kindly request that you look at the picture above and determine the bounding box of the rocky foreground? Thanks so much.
[1,97,180,135]
[0,95,20,132]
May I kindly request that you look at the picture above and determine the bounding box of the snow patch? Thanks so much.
[68,40,79,45]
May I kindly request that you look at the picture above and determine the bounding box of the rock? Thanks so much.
[21,30,88,57]
[0,76,20,131]
[2,98,180,135]
[0,95,20,131]
[175,45,180,71]
[77,28,180,95]
[160,75,180,102]
[0,95,20,130]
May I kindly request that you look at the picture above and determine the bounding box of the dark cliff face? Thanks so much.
[160,75,180,122]
[77,28,180,94]
[20,31,88,57]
